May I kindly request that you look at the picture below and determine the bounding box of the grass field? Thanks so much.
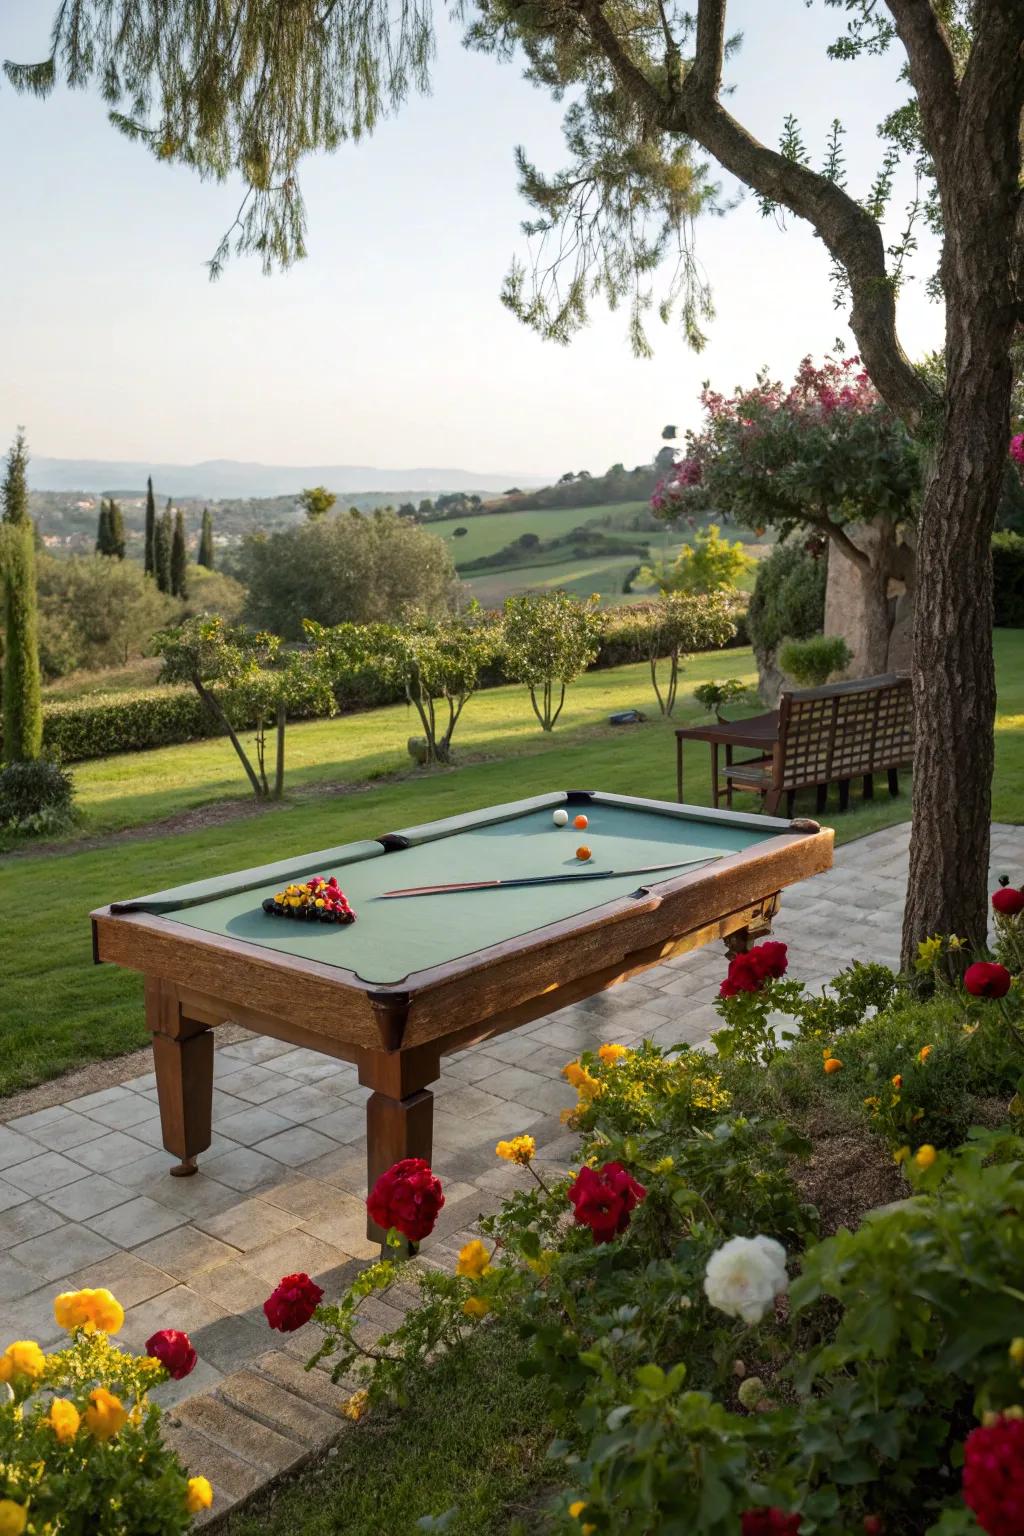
[3,633,1021,1098]
[428,500,657,565]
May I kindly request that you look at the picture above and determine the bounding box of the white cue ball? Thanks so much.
[552,809,569,826]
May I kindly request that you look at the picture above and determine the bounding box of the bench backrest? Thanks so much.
[777,674,914,790]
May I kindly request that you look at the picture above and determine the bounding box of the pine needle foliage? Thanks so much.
[5,0,435,276]
[144,476,156,576]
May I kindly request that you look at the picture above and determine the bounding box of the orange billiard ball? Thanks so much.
[576,844,592,861]
[573,814,589,830]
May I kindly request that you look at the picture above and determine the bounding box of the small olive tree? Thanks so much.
[641,592,735,717]
[638,524,753,597]
[501,592,602,731]
[155,616,330,797]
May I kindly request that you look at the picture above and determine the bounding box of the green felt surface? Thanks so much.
[161,800,771,986]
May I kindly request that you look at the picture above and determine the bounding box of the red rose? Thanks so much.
[993,886,1024,917]
[863,1519,884,1535]
[263,1272,324,1332]
[964,962,1013,999]
[144,1328,196,1380]
[366,1158,445,1242]
[963,1415,1024,1536]
[741,1510,802,1536]
[749,941,789,980]
[567,1161,646,1244]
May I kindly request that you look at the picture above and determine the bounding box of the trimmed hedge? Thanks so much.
[994,532,1024,627]
[26,603,749,764]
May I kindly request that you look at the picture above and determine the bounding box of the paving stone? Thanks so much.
[213,1065,297,1105]
[441,1050,505,1084]
[121,1072,158,1092]
[0,1178,31,1213]
[0,1250,48,1301]
[63,1249,177,1308]
[133,1224,241,1281]
[269,1085,349,1125]
[121,1286,233,1351]
[175,1392,305,1474]
[63,1085,135,1113]
[3,1198,65,1243]
[144,1173,242,1220]
[218,1036,297,1067]
[83,1094,161,1130]
[197,1197,304,1252]
[219,1367,341,1445]
[191,1146,282,1193]
[74,1130,154,1173]
[12,1222,116,1282]
[257,1177,339,1219]
[188,1260,273,1315]
[306,1103,369,1144]
[160,1419,264,1507]
[0,1127,49,1172]
[151,1356,224,1410]
[252,1349,348,1414]
[5,1105,72,1136]
[216,1105,296,1147]
[109,1149,196,1190]
[300,1145,367,1194]
[4,1150,90,1196]
[473,1064,572,1116]
[0,1285,64,1348]
[296,1193,379,1259]
[86,1195,188,1247]
[271,1047,353,1084]
[238,1229,352,1286]
[44,1172,142,1221]
[252,1125,338,1167]
[190,1313,272,1375]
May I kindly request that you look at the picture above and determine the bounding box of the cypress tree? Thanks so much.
[171,509,188,598]
[144,477,156,576]
[155,505,173,593]
[198,506,214,569]
[96,500,112,554]
[1,430,43,762]
[108,497,126,559]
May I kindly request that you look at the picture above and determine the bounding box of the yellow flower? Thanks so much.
[47,1397,81,1443]
[0,1340,46,1384]
[559,1107,577,1125]
[185,1477,213,1514]
[894,1145,911,1164]
[53,1288,124,1336]
[915,936,943,971]
[456,1240,492,1280]
[495,1135,536,1165]
[1009,1337,1024,1368]
[891,1074,903,1089]
[915,1144,937,1170]
[462,1296,490,1319]
[568,1502,596,1534]
[948,934,965,951]
[863,1096,881,1114]
[563,1060,602,1102]
[598,1043,629,1065]
[0,1501,27,1536]
[652,1156,675,1174]
[918,1045,933,1064]
[84,1387,128,1442]
[525,1249,556,1276]
[341,1389,369,1422]
[823,1057,843,1075]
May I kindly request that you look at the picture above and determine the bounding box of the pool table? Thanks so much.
[91,790,832,1240]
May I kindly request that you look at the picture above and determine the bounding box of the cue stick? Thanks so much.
[377,855,719,899]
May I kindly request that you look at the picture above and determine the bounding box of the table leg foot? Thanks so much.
[170,1157,199,1178]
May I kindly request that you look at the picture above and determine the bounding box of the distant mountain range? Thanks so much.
[28,458,548,499]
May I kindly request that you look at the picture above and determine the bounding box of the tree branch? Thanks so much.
[803,512,872,571]
[882,0,960,185]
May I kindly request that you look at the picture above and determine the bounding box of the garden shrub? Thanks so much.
[778,634,852,687]
[747,542,826,660]
[993,530,1024,627]
[0,758,76,841]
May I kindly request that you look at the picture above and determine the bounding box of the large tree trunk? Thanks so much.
[900,45,1020,966]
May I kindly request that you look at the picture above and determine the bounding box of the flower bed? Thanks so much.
[255,882,1024,1536]
[0,1289,209,1533]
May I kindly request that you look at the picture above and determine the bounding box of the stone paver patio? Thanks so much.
[3,820,1023,1524]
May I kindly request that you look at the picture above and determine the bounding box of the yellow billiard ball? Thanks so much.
[576,844,592,861]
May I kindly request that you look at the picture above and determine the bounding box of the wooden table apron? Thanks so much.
[91,824,832,1242]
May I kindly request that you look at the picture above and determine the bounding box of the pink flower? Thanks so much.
[1010,434,1024,466]
[963,1415,1024,1536]
[567,1161,646,1244]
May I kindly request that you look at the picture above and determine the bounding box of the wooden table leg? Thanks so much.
[716,743,724,807]
[358,1044,442,1250]
[676,735,684,803]
[145,977,213,1177]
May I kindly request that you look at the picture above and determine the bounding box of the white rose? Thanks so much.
[702,1234,789,1325]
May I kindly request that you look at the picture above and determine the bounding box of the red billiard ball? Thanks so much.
[573,814,589,830]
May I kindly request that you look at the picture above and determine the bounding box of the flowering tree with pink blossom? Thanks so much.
[652,356,919,675]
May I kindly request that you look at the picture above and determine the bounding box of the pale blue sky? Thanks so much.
[0,1,942,480]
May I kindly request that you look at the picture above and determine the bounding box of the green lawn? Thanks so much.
[224,1325,550,1536]
[2,634,1021,1098]
[428,500,655,566]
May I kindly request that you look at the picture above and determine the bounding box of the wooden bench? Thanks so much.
[720,673,914,817]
